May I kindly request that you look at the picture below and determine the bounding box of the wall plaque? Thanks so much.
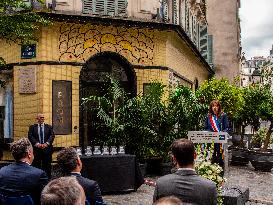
[52,80,72,135]
[19,67,36,93]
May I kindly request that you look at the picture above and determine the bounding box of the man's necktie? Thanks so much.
[39,124,44,144]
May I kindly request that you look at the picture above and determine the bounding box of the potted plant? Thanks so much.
[247,76,273,171]
[196,78,250,166]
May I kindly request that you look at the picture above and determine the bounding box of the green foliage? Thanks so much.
[168,86,207,138]
[120,82,170,161]
[0,0,50,43]
[195,144,225,205]
[251,127,271,148]
[196,78,243,120]
[237,85,272,131]
[82,77,127,146]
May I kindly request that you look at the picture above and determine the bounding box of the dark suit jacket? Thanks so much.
[0,162,48,204]
[28,124,55,152]
[153,169,217,205]
[70,173,103,204]
[204,113,229,132]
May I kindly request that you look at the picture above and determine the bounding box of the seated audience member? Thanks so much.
[41,176,86,205]
[57,147,103,204]
[153,139,217,205]
[0,138,48,204]
[153,196,183,205]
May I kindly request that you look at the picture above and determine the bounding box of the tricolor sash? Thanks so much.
[209,115,221,132]
[209,114,224,157]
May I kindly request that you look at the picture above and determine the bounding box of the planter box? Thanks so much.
[230,147,249,166]
[222,186,249,205]
[248,149,273,172]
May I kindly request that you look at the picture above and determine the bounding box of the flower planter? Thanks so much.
[248,149,273,172]
[230,147,249,166]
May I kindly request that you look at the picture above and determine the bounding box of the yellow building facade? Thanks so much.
[0,14,213,158]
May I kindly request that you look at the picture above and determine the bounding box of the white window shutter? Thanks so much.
[83,0,93,14]
[173,0,179,25]
[163,0,169,22]
[106,0,115,16]
[95,0,106,15]
[83,0,127,16]
[199,24,208,61]
[207,35,213,65]
[117,0,127,16]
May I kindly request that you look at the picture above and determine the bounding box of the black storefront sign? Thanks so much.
[52,80,72,135]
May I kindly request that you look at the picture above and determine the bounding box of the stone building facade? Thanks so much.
[0,0,213,158]
[207,0,241,81]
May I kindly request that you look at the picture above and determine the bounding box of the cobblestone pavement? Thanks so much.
[103,165,273,205]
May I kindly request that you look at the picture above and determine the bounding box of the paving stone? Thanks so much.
[102,165,273,205]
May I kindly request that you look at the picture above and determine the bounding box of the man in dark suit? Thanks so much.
[153,139,217,205]
[57,147,103,204]
[0,138,48,204]
[28,113,55,178]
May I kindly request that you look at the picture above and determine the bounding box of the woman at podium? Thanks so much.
[204,100,229,168]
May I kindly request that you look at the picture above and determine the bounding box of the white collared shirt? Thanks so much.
[177,168,195,171]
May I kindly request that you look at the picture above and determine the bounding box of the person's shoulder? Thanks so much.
[28,165,47,175]
[79,175,98,186]
[29,124,37,128]
[156,173,177,184]
[221,112,227,117]
[194,175,216,188]
[44,124,52,127]
[0,163,13,173]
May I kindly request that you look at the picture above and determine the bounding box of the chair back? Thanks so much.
[0,194,35,205]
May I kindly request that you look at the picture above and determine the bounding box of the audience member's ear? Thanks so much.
[76,157,81,166]
[172,155,177,167]
[194,151,197,160]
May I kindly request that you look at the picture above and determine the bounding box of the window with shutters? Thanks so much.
[185,4,190,35]
[207,35,213,65]
[199,24,208,62]
[83,0,127,16]
[173,0,179,25]
[162,0,169,22]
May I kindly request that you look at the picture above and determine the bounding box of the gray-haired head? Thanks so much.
[41,176,86,205]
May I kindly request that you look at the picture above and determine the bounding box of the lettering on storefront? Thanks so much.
[52,80,72,134]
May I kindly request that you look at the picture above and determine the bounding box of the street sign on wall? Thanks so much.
[21,44,36,59]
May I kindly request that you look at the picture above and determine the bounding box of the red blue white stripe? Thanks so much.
[209,115,220,132]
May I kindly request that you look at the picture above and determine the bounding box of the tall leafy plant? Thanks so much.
[120,82,170,160]
[82,77,127,146]
[257,67,273,150]
[196,77,243,121]
[168,86,207,139]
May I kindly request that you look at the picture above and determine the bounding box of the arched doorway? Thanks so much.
[79,52,136,149]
